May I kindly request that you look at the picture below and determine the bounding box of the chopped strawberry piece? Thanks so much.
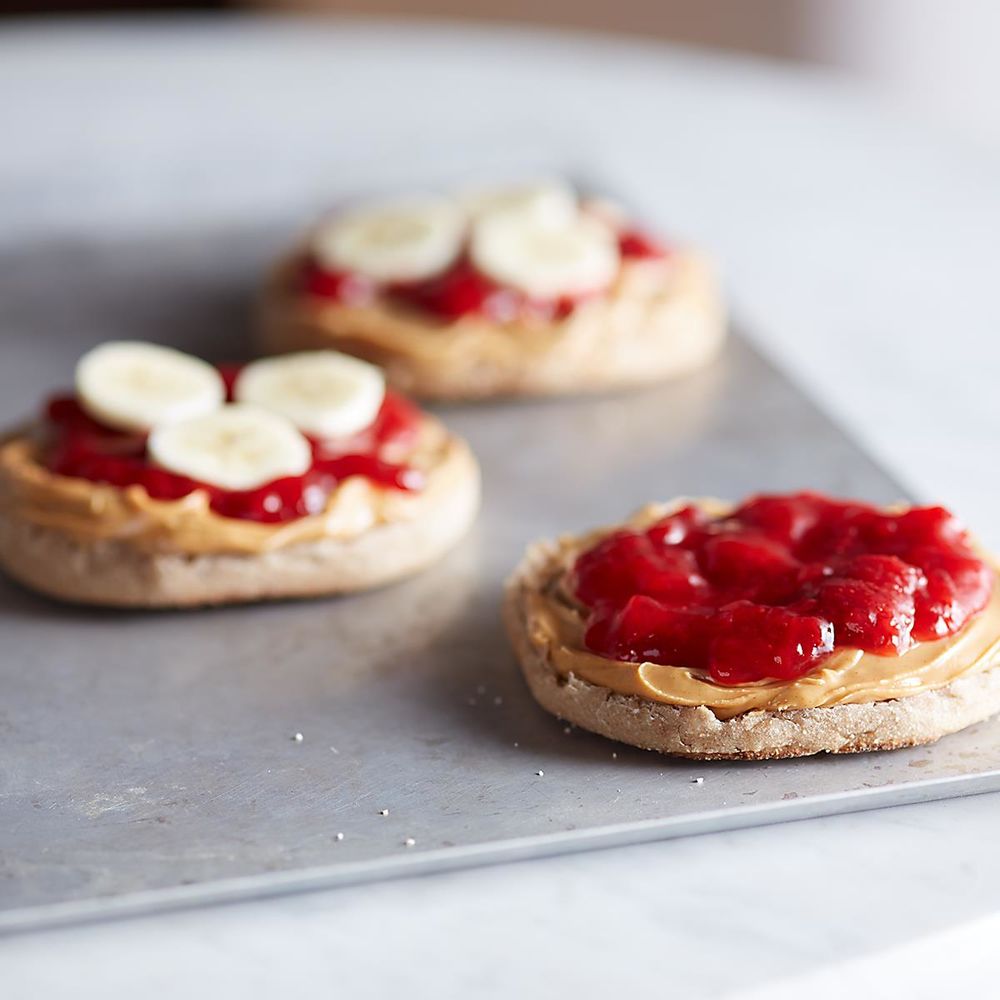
[828,554,924,594]
[646,505,708,547]
[816,579,916,654]
[907,547,994,640]
[618,230,668,259]
[301,260,376,305]
[573,531,706,608]
[585,595,711,667]
[699,533,799,602]
[731,493,826,546]
[391,259,500,320]
[709,602,834,684]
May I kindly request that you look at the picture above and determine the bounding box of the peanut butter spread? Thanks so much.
[524,502,1000,719]
[264,252,724,379]
[0,416,465,556]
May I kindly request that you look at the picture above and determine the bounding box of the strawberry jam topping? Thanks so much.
[617,229,668,260]
[43,369,424,524]
[301,225,668,322]
[573,493,994,686]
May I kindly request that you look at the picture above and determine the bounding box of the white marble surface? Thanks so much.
[1,16,999,997]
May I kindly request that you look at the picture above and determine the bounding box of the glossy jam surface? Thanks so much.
[44,370,424,523]
[302,227,668,322]
[573,493,994,685]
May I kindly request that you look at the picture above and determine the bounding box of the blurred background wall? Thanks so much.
[4,0,999,153]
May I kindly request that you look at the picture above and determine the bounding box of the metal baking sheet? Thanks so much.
[3,228,1000,935]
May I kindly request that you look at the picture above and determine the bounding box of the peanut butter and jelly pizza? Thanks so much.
[257,179,725,400]
[0,343,479,606]
[505,492,1000,759]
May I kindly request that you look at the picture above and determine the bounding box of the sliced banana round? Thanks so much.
[313,196,465,283]
[470,213,620,300]
[234,351,386,439]
[459,179,578,227]
[76,341,225,433]
[148,404,312,491]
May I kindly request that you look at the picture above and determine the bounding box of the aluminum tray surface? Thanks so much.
[3,230,1000,933]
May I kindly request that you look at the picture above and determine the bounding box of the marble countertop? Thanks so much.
[1,16,999,997]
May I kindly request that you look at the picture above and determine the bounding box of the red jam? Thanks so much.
[302,226,668,322]
[43,369,425,524]
[573,493,994,686]
[617,229,667,260]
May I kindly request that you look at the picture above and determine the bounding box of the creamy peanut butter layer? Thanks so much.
[524,501,1000,719]
[0,417,466,556]
[272,252,723,372]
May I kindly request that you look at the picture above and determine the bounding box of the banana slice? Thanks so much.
[459,179,578,227]
[470,213,620,300]
[76,341,225,433]
[234,351,386,439]
[313,196,465,283]
[148,404,312,491]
